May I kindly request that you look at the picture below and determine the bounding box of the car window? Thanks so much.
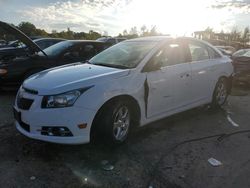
[63,44,97,60]
[242,50,250,57]
[90,41,157,69]
[36,41,50,50]
[64,45,81,58]
[107,38,116,44]
[150,42,186,68]
[207,46,221,59]
[117,38,126,42]
[189,43,209,61]
[41,41,74,57]
[233,49,250,57]
[80,44,96,59]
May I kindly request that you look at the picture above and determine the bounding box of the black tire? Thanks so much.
[94,100,132,145]
[211,77,229,108]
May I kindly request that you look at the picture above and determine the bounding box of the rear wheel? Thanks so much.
[211,77,229,108]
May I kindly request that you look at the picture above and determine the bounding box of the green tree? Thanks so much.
[149,26,158,36]
[18,22,37,36]
[35,28,48,37]
[242,27,249,43]
[129,26,138,35]
[85,30,101,40]
[140,25,147,36]
[231,27,240,41]
[123,29,128,36]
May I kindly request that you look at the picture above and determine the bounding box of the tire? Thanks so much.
[95,100,132,145]
[211,77,229,108]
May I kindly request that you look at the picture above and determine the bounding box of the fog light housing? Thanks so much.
[41,127,73,137]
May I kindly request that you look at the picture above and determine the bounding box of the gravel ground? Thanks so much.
[0,85,250,188]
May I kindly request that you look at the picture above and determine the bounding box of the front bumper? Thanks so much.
[14,91,97,144]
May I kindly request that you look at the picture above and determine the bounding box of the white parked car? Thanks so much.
[14,36,233,145]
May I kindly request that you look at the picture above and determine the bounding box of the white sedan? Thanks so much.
[14,36,233,144]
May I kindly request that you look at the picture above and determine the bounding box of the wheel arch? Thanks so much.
[90,94,141,140]
[216,74,232,94]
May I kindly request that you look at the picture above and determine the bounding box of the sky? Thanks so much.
[0,0,250,36]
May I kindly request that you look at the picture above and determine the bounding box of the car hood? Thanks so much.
[0,21,44,54]
[23,63,131,95]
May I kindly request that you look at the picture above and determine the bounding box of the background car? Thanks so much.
[232,48,250,58]
[96,36,126,47]
[215,46,236,57]
[0,21,107,88]
[33,38,66,50]
[0,39,7,47]
[0,38,65,61]
[232,48,250,85]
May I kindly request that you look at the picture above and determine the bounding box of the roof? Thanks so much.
[127,36,172,42]
[126,36,211,44]
[33,38,66,42]
[58,40,106,45]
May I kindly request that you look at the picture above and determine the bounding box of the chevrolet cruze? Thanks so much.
[14,36,233,144]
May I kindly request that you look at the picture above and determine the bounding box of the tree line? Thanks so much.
[1,21,249,45]
[0,21,102,41]
[0,21,161,41]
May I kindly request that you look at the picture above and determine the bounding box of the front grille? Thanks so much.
[17,97,34,110]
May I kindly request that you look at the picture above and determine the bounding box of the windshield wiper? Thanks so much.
[93,62,128,69]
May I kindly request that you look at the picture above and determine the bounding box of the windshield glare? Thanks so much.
[39,41,74,57]
[89,41,157,68]
[233,49,250,57]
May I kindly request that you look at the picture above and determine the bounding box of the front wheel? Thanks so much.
[211,77,229,108]
[95,100,132,145]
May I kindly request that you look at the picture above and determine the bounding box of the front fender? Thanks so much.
[74,73,146,115]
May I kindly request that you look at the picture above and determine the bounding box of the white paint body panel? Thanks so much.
[14,37,234,144]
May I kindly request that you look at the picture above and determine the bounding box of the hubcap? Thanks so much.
[216,81,227,105]
[113,106,130,141]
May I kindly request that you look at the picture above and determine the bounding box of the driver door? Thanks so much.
[145,40,192,118]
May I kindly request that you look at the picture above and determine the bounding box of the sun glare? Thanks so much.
[123,0,231,36]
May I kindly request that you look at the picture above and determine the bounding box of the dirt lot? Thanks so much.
[0,85,250,188]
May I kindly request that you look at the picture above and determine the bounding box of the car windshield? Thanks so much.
[39,41,74,57]
[242,50,250,57]
[233,49,250,57]
[89,41,157,69]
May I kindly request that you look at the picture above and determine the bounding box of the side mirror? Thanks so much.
[142,60,163,72]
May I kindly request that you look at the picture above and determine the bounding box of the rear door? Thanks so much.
[187,41,215,103]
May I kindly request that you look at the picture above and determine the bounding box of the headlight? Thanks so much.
[41,86,93,108]
[0,69,7,75]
